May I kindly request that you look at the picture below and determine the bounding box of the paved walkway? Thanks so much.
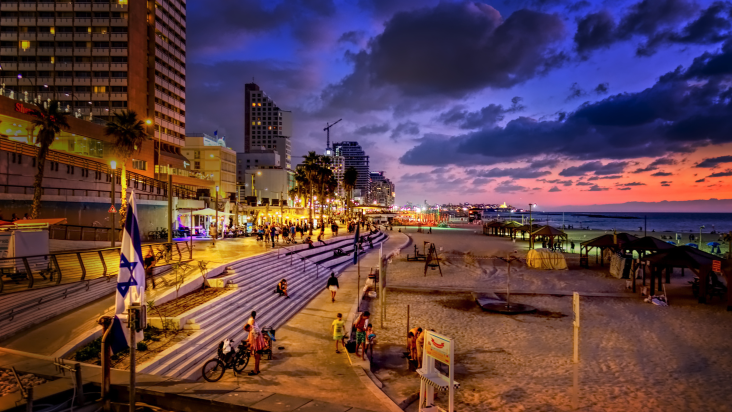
[0,227,351,356]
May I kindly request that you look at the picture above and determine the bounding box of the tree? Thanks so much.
[302,151,321,235]
[28,101,70,219]
[104,111,149,222]
[343,166,358,220]
[314,158,336,231]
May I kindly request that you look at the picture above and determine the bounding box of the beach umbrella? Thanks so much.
[666,240,676,245]
[707,241,721,247]
[685,243,698,248]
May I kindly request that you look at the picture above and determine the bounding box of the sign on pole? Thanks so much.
[713,260,721,272]
[418,330,458,412]
[108,204,117,213]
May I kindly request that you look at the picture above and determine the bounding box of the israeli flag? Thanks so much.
[113,191,145,352]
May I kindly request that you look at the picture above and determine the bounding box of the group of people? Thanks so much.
[333,310,376,360]
[407,327,425,368]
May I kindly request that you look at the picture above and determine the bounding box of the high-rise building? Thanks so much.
[182,133,237,198]
[0,0,187,178]
[333,141,369,204]
[243,83,292,169]
[369,171,395,207]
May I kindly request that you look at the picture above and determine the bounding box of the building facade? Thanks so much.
[333,141,369,204]
[243,83,292,170]
[0,0,186,177]
[183,132,236,198]
[369,171,395,207]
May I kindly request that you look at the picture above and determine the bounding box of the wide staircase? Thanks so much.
[139,230,388,381]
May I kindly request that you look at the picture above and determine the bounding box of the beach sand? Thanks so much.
[371,227,732,412]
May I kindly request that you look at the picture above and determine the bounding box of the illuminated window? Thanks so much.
[251,103,255,107]
[50,27,55,35]
[257,103,261,107]
[257,122,261,125]
[251,122,255,125]
[20,41,30,50]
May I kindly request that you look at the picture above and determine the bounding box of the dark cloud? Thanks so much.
[594,82,610,94]
[355,123,390,135]
[559,161,629,176]
[708,169,732,177]
[618,187,632,190]
[695,155,732,168]
[321,2,566,112]
[576,181,594,186]
[468,167,552,179]
[651,171,673,176]
[548,186,562,192]
[566,0,591,12]
[661,181,672,186]
[588,175,623,180]
[187,0,336,54]
[390,121,420,140]
[587,185,610,191]
[494,181,529,193]
[696,178,706,182]
[566,82,586,101]
[574,0,730,57]
[618,181,646,186]
[437,98,524,129]
[338,30,366,45]
[400,44,732,167]
[632,166,657,173]
[631,156,677,172]
[530,158,561,168]
[356,0,436,20]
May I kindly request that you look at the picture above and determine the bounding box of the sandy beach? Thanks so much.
[371,227,732,412]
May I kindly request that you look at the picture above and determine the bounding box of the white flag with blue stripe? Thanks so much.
[113,191,145,351]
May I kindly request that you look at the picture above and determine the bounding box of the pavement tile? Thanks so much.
[209,390,274,406]
[249,393,312,412]
[293,400,350,412]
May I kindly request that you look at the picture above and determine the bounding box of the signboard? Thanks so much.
[109,205,117,213]
[713,260,721,272]
[424,331,451,366]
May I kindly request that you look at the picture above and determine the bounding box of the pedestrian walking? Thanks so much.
[332,313,346,353]
[353,311,370,360]
[570,241,575,252]
[317,231,327,246]
[209,222,217,245]
[327,272,339,302]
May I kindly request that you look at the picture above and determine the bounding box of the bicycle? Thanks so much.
[201,339,251,382]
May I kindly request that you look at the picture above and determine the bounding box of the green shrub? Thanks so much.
[137,342,148,351]
[74,337,102,362]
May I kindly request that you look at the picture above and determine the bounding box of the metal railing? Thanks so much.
[49,224,123,242]
[0,241,192,295]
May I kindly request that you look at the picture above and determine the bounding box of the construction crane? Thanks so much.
[323,119,342,156]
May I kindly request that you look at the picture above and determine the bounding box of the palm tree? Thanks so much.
[302,151,321,235]
[343,166,358,220]
[104,110,149,222]
[314,160,335,231]
[28,101,70,219]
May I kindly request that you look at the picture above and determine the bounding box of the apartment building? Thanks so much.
[0,0,187,180]
[333,141,370,204]
[243,82,293,170]
[369,171,395,207]
[183,133,236,198]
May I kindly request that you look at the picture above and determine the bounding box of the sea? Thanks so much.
[499,212,732,235]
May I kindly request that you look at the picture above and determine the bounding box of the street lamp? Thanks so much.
[110,161,117,247]
[215,185,219,240]
[529,203,537,249]
[145,119,162,180]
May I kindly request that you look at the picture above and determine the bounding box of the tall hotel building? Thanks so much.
[243,83,292,170]
[333,141,370,203]
[0,0,196,186]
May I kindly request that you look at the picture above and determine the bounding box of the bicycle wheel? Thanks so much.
[201,359,226,382]
[233,350,251,373]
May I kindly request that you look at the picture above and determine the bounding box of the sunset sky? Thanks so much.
[184,0,732,210]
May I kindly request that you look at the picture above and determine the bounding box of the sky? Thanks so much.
[184,0,732,211]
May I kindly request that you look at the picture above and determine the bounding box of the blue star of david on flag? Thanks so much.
[112,191,146,354]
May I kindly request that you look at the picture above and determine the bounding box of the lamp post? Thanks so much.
[145,119,161,180]
[64,93,91,117]
[215,185,219,241]
[699,225,704,250]
[529,203,537,249]
[110,161,117,247]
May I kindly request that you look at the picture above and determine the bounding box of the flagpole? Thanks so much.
[129,307,136,412]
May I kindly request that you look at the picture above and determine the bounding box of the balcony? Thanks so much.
[18,3,36,12]
[37,48,55,56]
[75,48,91,56]
[37,63,53,70]
[56,3,73,11]
[109,18,127,26]
[55,78,73,86]
[92,63,109,70]
[110,78,127,86]
[74,18,91,26]
[18,32,36,41]
[37,77,53,86]
[74,3,92,11]
[75,33,91,41]
[91,78,110,86]
[37,3,55,11]
[0,33,18,41]
[0,18,18,25]
[74,78,91,86]
[55,62,72,70]
[92,18,110,27]
[75,63,91,70]
[18,62,34,70]
[37,18,54,25]
[55,48,73,56]
[1,3,18,11]
[56,33,73,40]
[92,3,110,11]
[18,18,36,25]
[0,63,17,71]
[110,93,127,100]
[55,18,73,26]
[37,32,55,41]
[110,48,127,57]
[110,63,127,70]
[92,48,109,56]
[110,33,127,41]
[91,92,109,100]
